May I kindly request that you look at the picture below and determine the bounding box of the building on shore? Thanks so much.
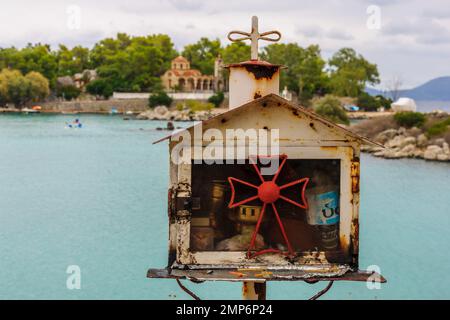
[56,69,97,91]
[161,56,227,93]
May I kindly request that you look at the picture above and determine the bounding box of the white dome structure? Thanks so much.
[391,97,417,112]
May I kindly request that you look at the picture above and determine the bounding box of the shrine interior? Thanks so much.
[190,159,343,261]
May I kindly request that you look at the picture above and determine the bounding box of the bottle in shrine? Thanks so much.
[305,170,340,250]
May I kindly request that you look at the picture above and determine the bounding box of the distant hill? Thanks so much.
[367,76,450,101]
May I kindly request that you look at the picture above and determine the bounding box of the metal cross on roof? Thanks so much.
[228,16,281,61]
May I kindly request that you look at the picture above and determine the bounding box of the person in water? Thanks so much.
[66,119,82,128]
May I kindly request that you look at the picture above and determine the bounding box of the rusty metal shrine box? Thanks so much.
[154,91,378,280]
[149,16,385,286]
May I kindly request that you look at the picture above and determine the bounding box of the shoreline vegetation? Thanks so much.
[352,110,450,162]
[0,33,385,111]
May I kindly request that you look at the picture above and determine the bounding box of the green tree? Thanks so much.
[90,33,132,67]
[0,44,58,87]
[356,92,380,111]
[208,91,224,107]
[182,38,221,75]
[57,45,90,76]
[314,95,349,125]
[90,33,177,92]
[262,43,328,103]
[375,95,392,110]
[149,91,172,108]
[0,69,49,106]
[25,71,50,101]
[56,84,81,101]
[222,42,251,64]
[7,75,30,106]
[0,69,20,105]
[328,48,380,97]
[86,79,113,99]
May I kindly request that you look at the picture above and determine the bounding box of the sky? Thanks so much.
[1,0,450,89]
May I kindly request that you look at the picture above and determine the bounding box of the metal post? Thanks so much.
[242,281,266,300]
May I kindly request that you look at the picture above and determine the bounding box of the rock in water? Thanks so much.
[375,129,398,144]
[417,134,428,147]
[154,105,169,116]
[443,142,450,154]
[424,145,443,160]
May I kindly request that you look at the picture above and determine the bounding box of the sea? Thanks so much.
[416,100,450,112]
[0,114,448,300]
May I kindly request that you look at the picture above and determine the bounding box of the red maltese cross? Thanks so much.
[228,154,309,259]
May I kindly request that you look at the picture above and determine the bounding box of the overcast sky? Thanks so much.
[1,0,449,89]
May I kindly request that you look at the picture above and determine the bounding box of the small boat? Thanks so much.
[22,107,39,114]
[344,104,359,112]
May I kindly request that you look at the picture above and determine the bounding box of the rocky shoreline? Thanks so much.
[136,105,224,121]
[139,106,450,162]
[361,127,450,162]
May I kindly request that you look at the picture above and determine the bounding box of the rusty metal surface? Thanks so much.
[148,16,386,292]
[228,61,280,108]
[156,94,374,271]
[351,161,360,193]
[229,62,281,80]
[243,281,266,300]
[147,267,386,283]
[225,60,284,68]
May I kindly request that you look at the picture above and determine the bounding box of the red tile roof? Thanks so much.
[172,56,189,63]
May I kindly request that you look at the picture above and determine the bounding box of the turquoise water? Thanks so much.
[0,114,449,300]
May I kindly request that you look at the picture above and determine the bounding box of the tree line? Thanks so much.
[0,33,381,107]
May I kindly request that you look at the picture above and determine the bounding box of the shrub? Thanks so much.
[86,79,113,99]
[375,95,392,110]
[393,111,426,128]
[208,91,225,107]
[351,115,398,139]
[149,91,172,108]
[314,95,349,125]
[25,72,50,102]
[177,100,214,112]
[356,92,380,111]
[426,117,450,137]
[56,85,81,101]
[0,69,50,106]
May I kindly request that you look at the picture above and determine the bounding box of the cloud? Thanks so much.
[0,0,449,88]
[185,23,196,30]
[326,29,354,41]
[383,18,450,45]
[168,0,205,11]
[296,26,354,41]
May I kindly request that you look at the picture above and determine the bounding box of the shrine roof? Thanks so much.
[153,93,381,147]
